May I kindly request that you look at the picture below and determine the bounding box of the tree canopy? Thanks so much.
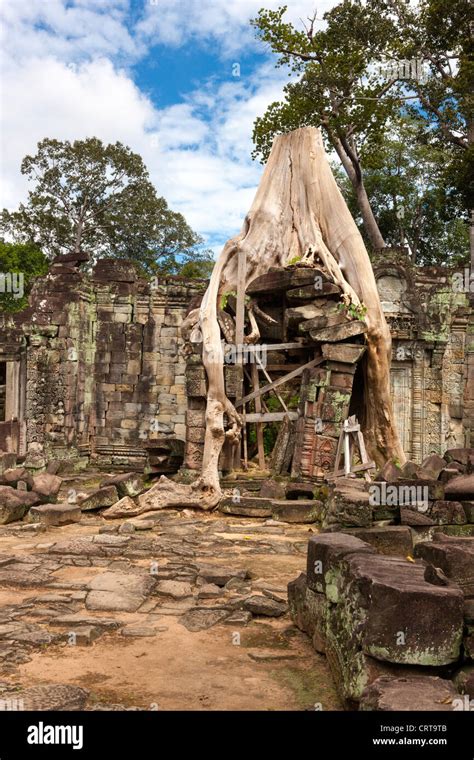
[1,137,212,276]
[0,241,49,313]
[251,0,471,264]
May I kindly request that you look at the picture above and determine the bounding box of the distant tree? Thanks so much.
[177,254,215,279]
[0,241,48,313]
[1,137,211,276]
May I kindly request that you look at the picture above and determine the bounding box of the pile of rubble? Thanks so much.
[289,531,473,710]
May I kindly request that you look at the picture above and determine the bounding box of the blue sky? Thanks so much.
[0,0,333,254]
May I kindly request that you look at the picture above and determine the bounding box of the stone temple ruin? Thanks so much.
[0,130,472,712]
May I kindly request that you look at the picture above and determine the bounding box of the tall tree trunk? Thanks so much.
[330,133,386,251]
[138,126,405,514]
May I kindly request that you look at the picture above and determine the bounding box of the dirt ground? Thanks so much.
[0,480,341,712]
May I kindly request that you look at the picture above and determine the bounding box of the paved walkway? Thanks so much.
[0,496,341,711]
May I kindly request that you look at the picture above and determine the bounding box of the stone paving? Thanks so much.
[0,494,341,711]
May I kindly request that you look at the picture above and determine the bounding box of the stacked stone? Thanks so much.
[320,449,474,541]
[289,532,470,709]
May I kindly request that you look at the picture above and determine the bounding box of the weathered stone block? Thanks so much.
[359,675,459,711]
[219,496,273,518]
[306,533,375,594]
[414,536,474,596]
[29,503,81,526]
[271,499,322,523]
[100,472,144,498]
[32,473,62,503]
[346,526,413,557]
[78,486,119,511]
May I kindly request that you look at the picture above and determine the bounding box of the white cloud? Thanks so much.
[138,0,332,56]
[0,0,338,251]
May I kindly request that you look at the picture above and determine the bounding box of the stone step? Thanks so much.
[271,499,322,523]
[219,496,272,517]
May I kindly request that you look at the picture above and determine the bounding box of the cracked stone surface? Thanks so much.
[0,479,341,711]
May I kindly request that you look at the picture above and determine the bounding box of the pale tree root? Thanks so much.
[130,126,404,515]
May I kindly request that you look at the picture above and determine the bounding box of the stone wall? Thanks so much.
[0,259,206,468]
[0,251,471,469]
[373,250,471,460]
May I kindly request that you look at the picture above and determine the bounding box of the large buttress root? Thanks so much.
[139,126,404,513]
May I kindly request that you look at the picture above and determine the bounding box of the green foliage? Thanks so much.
[1,137,210,276]
[286,255,302,266]
[331,117,469,265]
[251,0,471,265]
[0,241,48,312]
[220,290,237,310]
[337,300,368,321]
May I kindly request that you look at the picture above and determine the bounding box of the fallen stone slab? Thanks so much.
[32,473,62,503]
[444,448,474,467]
[121,625,157,637]
[219,496,272,518]
[259,480,286,500]
[374,462,401,482]
[29,503,81,526]
[0,486,40,524]
[78,486,119,511]
[100,472,145,498]
[0,683,89,711]
[345,526,413,557]
[197,564,249,587]
[414,535,474,596]
[306,533,376,594]
[1,468,34,490]
[271,499,322,523]
[155,580,193,599]
[242,595,287,617]
[179,609,230,631]
[429,500,466,525]
[359,675,459,711]
[86,572,155,612]
[0,563,52,587]
[67,626,102,646]
[420,454,447,480]
[321,487,372,530]
[102,496,141,519]
[445,474,474,501]
[50,614,122,630]
[197,583,222,599]
[223,611,252,626]
[288,573,327,650]
[338,553,464,665]
[400,507,435,526]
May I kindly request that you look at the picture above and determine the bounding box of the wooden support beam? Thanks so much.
[235,355,324,407]
[255,356,289,413]
[243,411,299,422]
[224,341,311,354]
[251,362,266,469]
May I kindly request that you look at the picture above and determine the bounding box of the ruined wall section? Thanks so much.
[0,260,206,468]
[373,252,471,459]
